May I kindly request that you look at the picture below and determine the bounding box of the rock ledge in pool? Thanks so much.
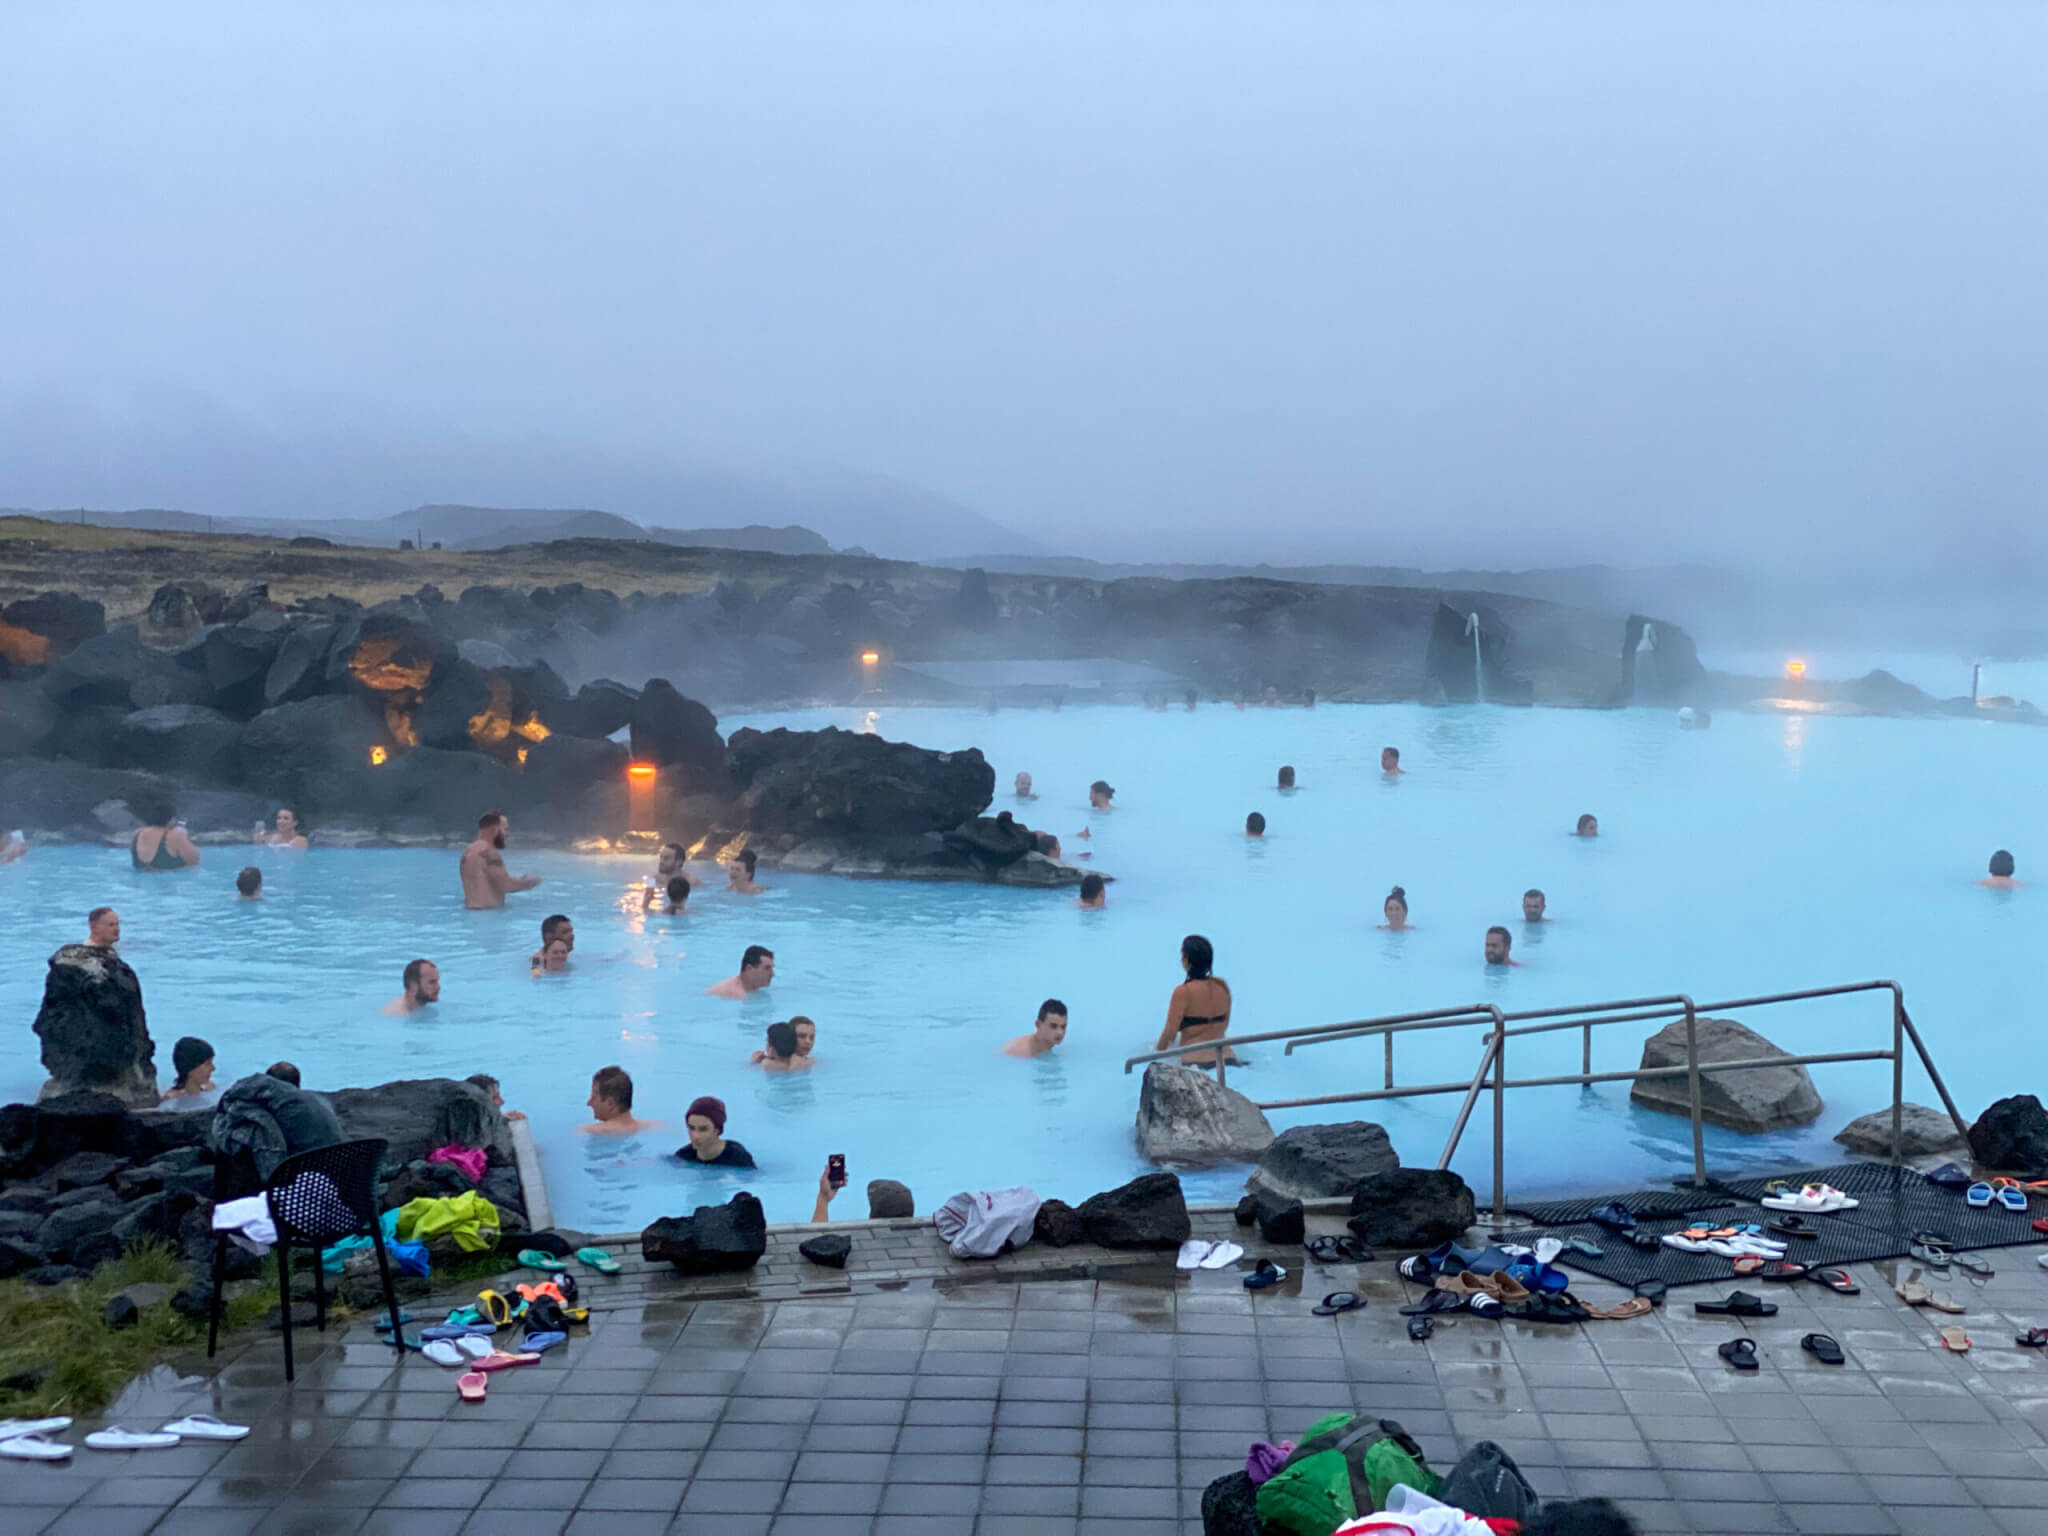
[1628,1016,1822,1133]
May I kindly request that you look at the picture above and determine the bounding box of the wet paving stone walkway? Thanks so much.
[6,1210,2048,1535]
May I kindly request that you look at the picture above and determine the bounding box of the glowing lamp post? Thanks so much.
[627,760,657,834]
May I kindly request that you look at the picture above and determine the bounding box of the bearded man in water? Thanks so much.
[460,811,543,910]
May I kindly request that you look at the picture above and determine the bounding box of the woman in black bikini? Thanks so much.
[1156,933,1238,1068]
[131,802,200,871]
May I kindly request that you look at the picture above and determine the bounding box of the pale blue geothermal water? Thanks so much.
[2,698,2040,1232]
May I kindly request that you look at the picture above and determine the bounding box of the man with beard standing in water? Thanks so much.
[461,810,543,909]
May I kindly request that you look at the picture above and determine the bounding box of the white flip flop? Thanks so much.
[1176,1240,1214,1270]
[1199,1240,1245,1270]
[0,1435,73,1461]
[0,1417,72,1440]
[83,1425,181,1450]
[160,1416,249,1441]
[454,1336,495,1359]
[422,1340,467,1367]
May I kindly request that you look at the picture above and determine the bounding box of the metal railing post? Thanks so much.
[1681,994,1706,1189]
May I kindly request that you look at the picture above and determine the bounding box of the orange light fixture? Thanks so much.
[1785,659,1807,678]
[369,745,389,766]
[627,761,657,783]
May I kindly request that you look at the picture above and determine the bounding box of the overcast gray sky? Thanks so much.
[3,2,2044,569]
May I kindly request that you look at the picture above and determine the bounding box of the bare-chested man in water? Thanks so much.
[460,811,542,910]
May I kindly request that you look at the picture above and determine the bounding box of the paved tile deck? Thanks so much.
[7,1211,2048,1535]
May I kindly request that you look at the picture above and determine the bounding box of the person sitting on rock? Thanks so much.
[1005,999,1068,1058]
[1077,873,1106,910]
[579,1065,662,1137]
[675,1096,755,1167]
[751,1020,810,1072]
[1381,746,1404,775]
[1980,850,2023,889]
[1485,925,1521,968]
[644,875,690,913]
[466,1072,526,1122]
[88,905,121,949]
[236,866,263,900]
[1089,779,1116,810]
[252,808,309,850]
[1277,765,1296,790]
[708,944,775,999]
[1576,813,1599,838]
[726,848,765,894]
[1245,812,1266,839]
[1522,888,1548,922]
[132,801,199,871]
[161,1037,217,1105]
[529,913,574,968]
[461,811,541,910]
[386,958,439,1015]
[1014,771,1037,801]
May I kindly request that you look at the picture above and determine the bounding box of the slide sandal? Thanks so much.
[517,1250,567,1272]
[1244,1260,1286,1291]
[1717,1338,1760,1372]
[458,1371,487,1403]
[1694,1291,1777,1317]
[575,1247,621,1275]
[1809,1268,1859,1295]
[1407,1316,1435,1341]
[1200,1240,1245,1271]
[0,1435,71,1461]
[1800,1333,1845,1365]
[1313,1291,1365,1316]
[1967,1183,1995,1208]
[1940,1326,1971,1353]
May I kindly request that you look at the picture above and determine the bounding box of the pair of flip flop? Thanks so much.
[1176,1239,1245,1271]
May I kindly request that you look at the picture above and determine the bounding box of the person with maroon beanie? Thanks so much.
[675,1096,755,1168]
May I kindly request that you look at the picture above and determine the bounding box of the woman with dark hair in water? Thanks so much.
[131,801,200,871]
[1379,886,1411,930]
[1155,934,1237,1068]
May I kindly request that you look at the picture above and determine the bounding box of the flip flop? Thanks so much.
[1199,1240,1245,1271]
[1407,1315,1435,1341]
[1176,1240,1215,1270]
[575,1247,621,1274]
[1809,1268,1859,1295]
[1694,1291,1777,1317]
[1313,1291,1365,1316]
[518,1249,567,1272]
[1244,1259,1286,1291]
[1940,1326,1971,1352]
[1800,1333,1845,1365]
[0,1435,72,1461]
[1967,1183,1995,1208]
[2016,1328,2048,1349]
[1718,1338,1760,1372]
[458,1371,487,1403]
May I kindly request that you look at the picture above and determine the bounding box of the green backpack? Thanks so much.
[1254,1412,1441,1536]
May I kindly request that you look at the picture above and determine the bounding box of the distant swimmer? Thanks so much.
[461,811,541,909]
[579,1065,662,1137]
[1014,771,1037,801]
[1380,886,1410,931]
[1277,765,1296,790]
[753,1021,810,1072]
[1157,934,1237,1068]
[1981,850,2024,889]
[384,958,439,1015]
[252,808,309,850]
[1245,812,1266,839]
[529,914,574,968]
[1576,814,1599,838]
[1089,780,1116,810]
[1522,888,1548,922]
[1485,925,1521,967]
[708,944,776,999]
[236,866,264,901]
[1078,872,1107,909]
[1005,998,1069,1058]
[1381,747,1404,775]
[645,876,690,913]
[535,936,571,974]
[727,848,765,894]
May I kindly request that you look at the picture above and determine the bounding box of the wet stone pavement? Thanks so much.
[6,1211,2048,1536]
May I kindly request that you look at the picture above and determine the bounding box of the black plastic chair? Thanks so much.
[206,1137,405,1380]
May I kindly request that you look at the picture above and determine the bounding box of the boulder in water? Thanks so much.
[1246,1121,1400,1200]
[1134,1063,1274,1168]
[33,945,157,1108]
[641,1192,767,1274]
[1628,1017,1822,1133]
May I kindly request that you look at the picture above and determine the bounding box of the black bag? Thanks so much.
[1200,1471,1263,1536]
[1441,1439,1539,1523]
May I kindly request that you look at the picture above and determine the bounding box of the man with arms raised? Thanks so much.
[709,945,775,999]
[460,811,542,910]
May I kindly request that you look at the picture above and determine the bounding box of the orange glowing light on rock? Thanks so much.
[627,762,657,783]
[369,745,389,766]
[1786,659,1807,678]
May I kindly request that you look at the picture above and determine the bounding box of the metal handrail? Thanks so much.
[1125,979,1972,1221]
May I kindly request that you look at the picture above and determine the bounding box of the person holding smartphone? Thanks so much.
[811,1155,846,1222]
